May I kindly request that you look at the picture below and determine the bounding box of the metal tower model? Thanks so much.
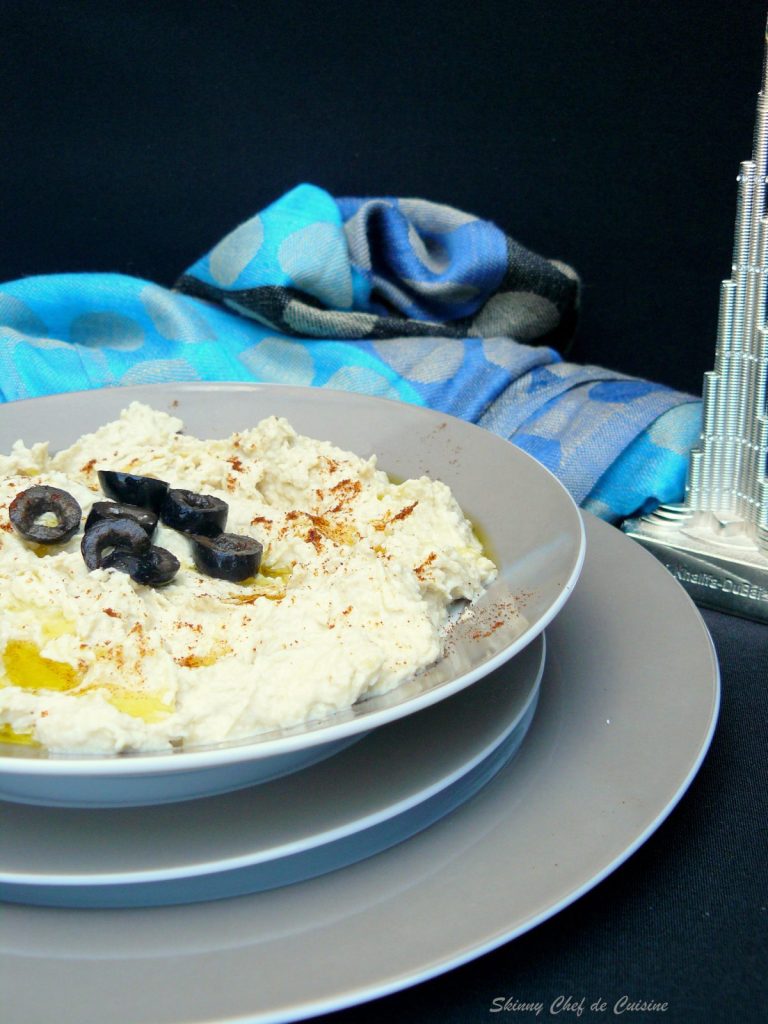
[624,21,768,622]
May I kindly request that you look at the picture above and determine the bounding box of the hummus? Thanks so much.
[0,403,497,754]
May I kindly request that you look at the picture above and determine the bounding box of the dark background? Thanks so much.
[4,0,768,396]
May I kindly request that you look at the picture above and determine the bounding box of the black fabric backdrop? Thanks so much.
[3,0,768,395]
[3,3,767,1022]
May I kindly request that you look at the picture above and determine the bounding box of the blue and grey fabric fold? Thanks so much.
[0,182,701,523]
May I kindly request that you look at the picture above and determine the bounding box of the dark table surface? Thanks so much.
[313,603,766,1024]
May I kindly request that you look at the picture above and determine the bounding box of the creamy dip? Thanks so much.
[0,403,497,753]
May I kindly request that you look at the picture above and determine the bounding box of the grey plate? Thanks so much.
[0,383,584,807]
[0,514,720,1024]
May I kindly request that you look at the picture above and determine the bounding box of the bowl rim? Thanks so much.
[0,381,585,776]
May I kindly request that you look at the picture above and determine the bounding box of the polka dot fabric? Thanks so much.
[0,183,701,523]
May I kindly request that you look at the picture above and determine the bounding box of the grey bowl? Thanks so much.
[0,382,584,806]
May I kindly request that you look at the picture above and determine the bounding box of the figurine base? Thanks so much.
[622,505,768,623]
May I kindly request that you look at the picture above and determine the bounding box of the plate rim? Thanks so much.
[312,514,720,1021]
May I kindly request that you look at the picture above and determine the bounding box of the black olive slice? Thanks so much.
[9,485,82,544]
[85,501,158,537]
[81,517,151,571]
[160,489,228,537]
[190,532,263,582]
[103,546,180,588]
[97,471,169,513]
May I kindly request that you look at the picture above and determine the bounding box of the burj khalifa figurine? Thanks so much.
[623,20,768,623]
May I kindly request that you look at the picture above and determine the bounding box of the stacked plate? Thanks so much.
[0,385,720,1024]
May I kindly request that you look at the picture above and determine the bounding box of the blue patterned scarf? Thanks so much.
[0,183,701,522]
